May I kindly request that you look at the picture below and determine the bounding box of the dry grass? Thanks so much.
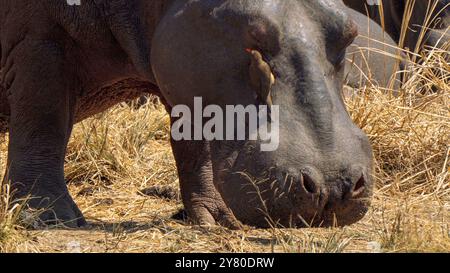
[0,176,40,252]
[0,21,449,254]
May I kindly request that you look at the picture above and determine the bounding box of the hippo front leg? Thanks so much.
[3,40,85,227]
[169,127,242,229]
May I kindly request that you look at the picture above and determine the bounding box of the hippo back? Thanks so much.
[345,7,404,90]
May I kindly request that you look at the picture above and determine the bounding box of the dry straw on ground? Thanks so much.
[0,18,449,253]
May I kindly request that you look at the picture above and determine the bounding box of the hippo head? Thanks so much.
[152,0,373,228]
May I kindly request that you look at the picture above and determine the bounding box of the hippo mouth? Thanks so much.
[212,140,373,228]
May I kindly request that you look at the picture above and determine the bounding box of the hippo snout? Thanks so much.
[219,150,373,228]
[321,169,372,227]
[276,165,371,227]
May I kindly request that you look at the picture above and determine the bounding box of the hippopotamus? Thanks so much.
[0,0,374,228]
[345,7,404,89]
[344,0,450,52]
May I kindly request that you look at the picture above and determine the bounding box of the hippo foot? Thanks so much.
[186,197,243,230]
[24,191,87,228]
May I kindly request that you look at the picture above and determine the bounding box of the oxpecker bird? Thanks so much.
[245,48,275,110]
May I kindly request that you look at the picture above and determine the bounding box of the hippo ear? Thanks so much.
[341,18,359,49]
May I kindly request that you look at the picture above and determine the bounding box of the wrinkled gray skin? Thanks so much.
[0,0,373,229]
[345,7,403,89]
[344,0,450,52]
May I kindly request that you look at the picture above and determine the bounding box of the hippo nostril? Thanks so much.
[301,173,318,195]
[351,175,366,198]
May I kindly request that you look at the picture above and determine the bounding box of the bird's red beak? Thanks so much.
[245,48,252,53]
